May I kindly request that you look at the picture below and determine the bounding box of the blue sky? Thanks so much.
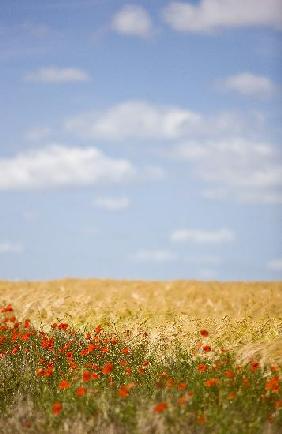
[0,0,281,280]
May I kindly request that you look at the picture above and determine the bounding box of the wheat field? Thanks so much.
[1,279,281,364]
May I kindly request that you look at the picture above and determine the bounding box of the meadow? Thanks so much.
[0,279,281,433]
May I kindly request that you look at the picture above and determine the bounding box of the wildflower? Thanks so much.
[178,382,187,391]
[118,386,129,398]
[197,363,208,373]
[82,370,91,382]
[41,337,54,350]
[177,394,188,405]
[24,319,31,329]
[200,329,209,337]
[52,402,62,416]
[76,386,86,397]
[1,304,13,313]
[224,370,235,379]
[91,372,100,379]
[197,415,206,425]
[121,347,130,354]
[11,346,19,355]
[58,323,68,331]
[250,361,260,372]
[102,362,113,375]
[203,345,211,352]
[58,379,70,390]
[95,325,102,334]
[227,391,236,400]
[265,376,280,393]
[100,347,109,353]
[204,377,219,388]
[21,333,31,342]
[153,402,167,413]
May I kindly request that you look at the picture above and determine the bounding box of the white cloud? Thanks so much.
[221,73,277,98]
[64,100,249,142]
[132,249,177,263]
[174,138,282,204]
[171,228,235,243]
[0,242,23,254]
[267,258,282,272]
[162,0,282,33]
[0,145,135,190]
[26,127,51,141]
[25,66,90,83]
[112,5,153,38]
[94,196,129,211]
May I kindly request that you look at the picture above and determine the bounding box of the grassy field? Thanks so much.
[0,279,281,433]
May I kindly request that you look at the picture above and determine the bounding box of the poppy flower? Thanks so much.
[203,345,211,353]
[121,347,130,354]
[82,370,91,382]
[227,391,236,400]
[95,325,102,334]
[224,370,235,379]
[204,378,219,388]
[178,382,187,390]
[200,329,209,337]
[24,319,31,329]
[153,402,167,413]
[250,361,260,372]
[197,363,208,373]
[265,376,280,393]
[102,362,113,375]
[76,386,86,397]
[52,402,62,416]
[58,379,70,390]
[58,323,68,331]
[118,386,129,398]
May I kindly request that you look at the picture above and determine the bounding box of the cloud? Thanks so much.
[267,258,282,272]
[24,66,90,83]
[220,73,277,98]
[0,242,23,254]
[171,228,235,243]
[64,100,249,142]
[162,0,282,33]
[112,5,153,38]
[94,196,129,211]
[25,127,51,141]
[0,145,135,190]
[132,249,177,263]
[174,138,282,204]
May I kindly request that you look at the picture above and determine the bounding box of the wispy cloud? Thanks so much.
[220,73,277,98]
[24,66,90,83]
[64,100,251,142]
[25,127,51,142]
[0,242,23,254]
[171,228,235,243]
[94,196,130,211]
[174,139,282,204]
[0,145,135,190]
[112,5,153,38]
[267,258,282,272]
[132,249,177,263]
[162,0,282,33]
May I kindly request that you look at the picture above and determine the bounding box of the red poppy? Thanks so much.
[227,391,236,400]
[200,329,209,337]
[224,370,235,379]
[58,323,68,331]
[203,345,211,353]
[52,402,62,416]
[24,319,31,329]
[197,363,208,373]
[265,376,280,393]
[250,361,260,372]
[204,378,219,388]
[76,386,86,397]
[153,402,167,413]
[118,386,129,398]
[82,370,91,382]
[95,325,102,334]
[58,379,70,390]
[121,347,130,354]
[178,382,187,390]
[102,362,113,375]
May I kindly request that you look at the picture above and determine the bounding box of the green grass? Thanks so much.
[0,304,281,433]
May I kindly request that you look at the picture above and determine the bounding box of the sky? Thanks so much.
[0,0,281,281]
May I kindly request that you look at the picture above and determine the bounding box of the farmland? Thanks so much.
[0,279,281,433]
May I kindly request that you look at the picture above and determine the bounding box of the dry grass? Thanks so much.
[0,279,281,364]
